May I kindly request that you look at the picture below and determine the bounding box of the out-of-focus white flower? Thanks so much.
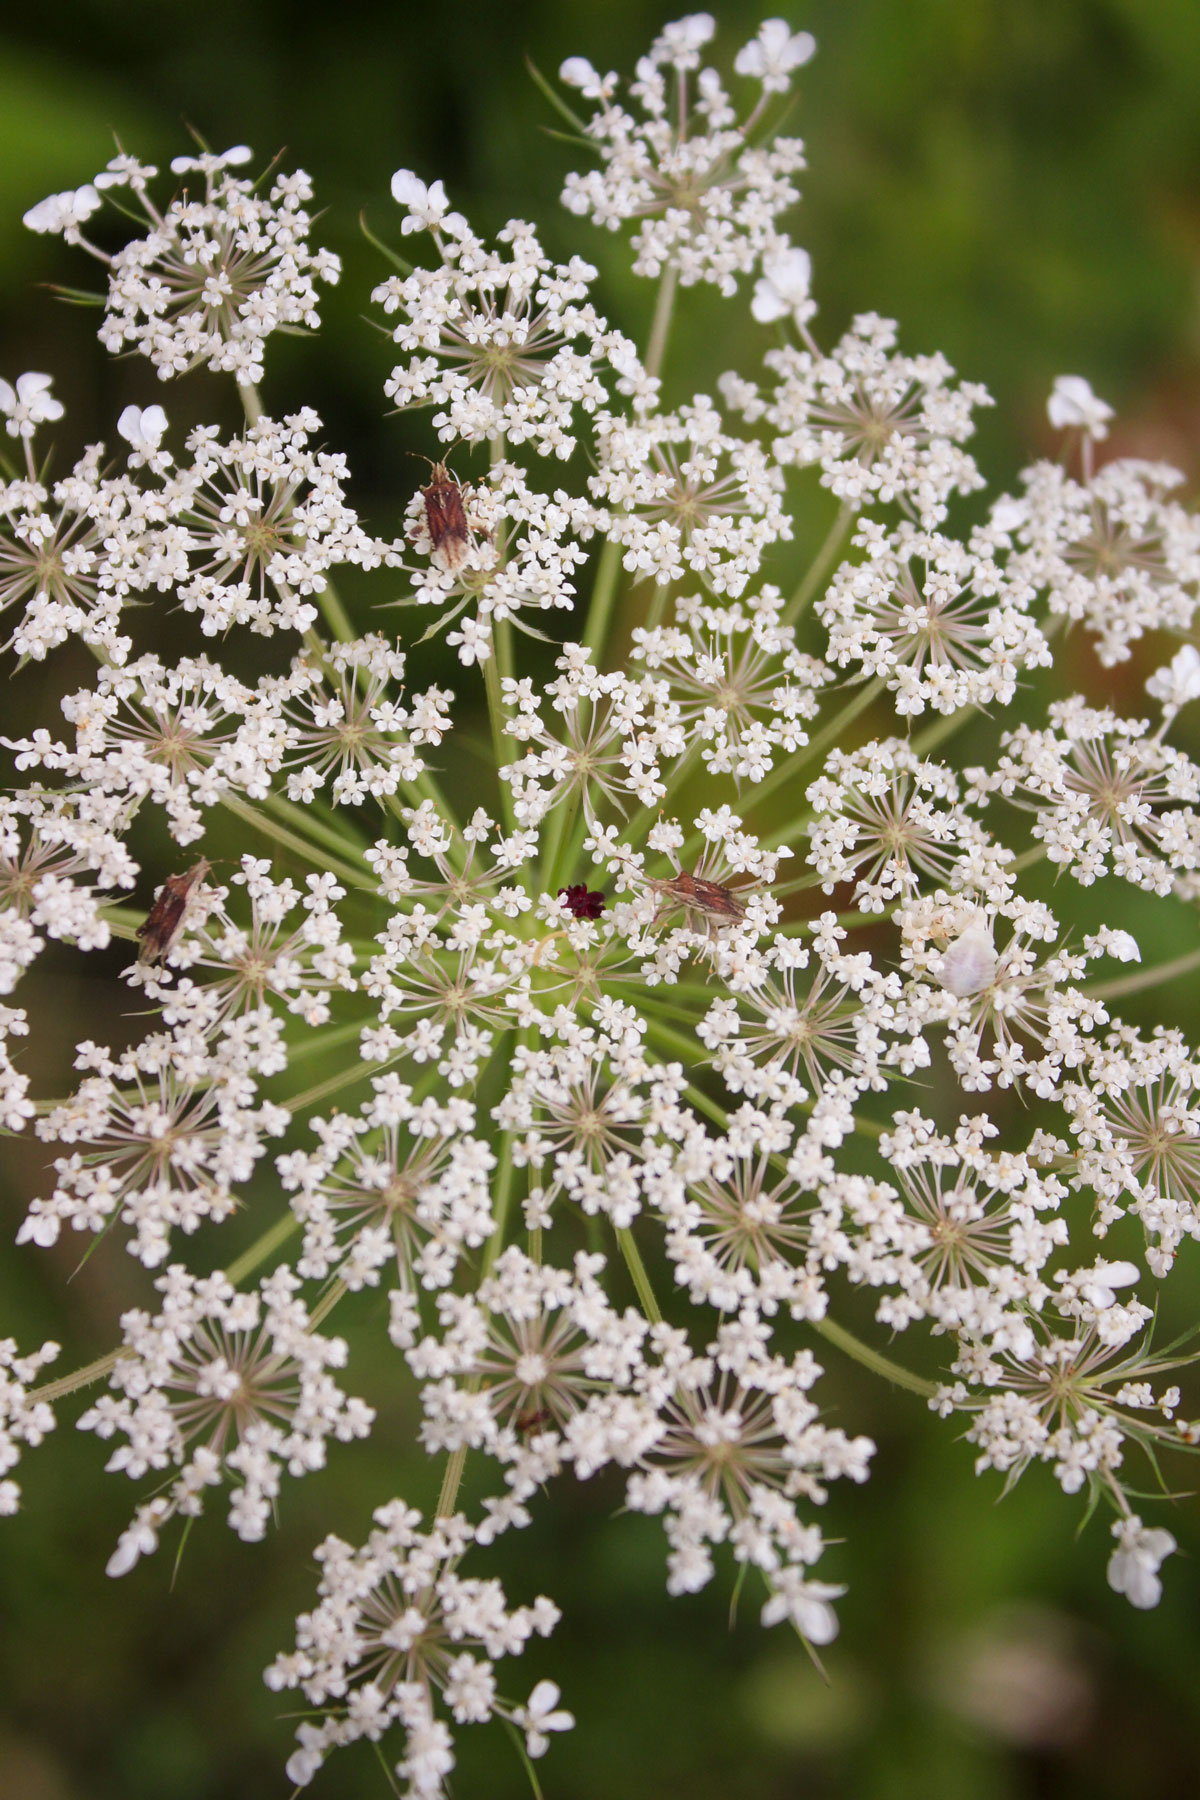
[1107,1514,1177,1609]
[656,13,716,69]
[514,1680,575,1758]
[1047,375,1113,439]
[390,168,466,237]
[751,244,814,325]
[1147,643,1200,715]
[22,183,101,238]
[0,371,64,439]
[170,145,252,174]
[761,1570,845,1642]
[117,403,168,459]
[735,19,817,91]
[1070,1258,1141,1311]
[559,57,614,100]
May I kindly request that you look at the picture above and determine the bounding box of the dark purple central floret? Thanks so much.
[558,884,605,920]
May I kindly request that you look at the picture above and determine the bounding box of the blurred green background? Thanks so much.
[2,2,1200,1797]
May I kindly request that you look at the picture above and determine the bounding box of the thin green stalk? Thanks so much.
[1086,942,1200,1001]
[809,1314,936,1399]
[30,1348,124,1406]
[484,650,516,834]
[538,781,583,899]
[750,677,886,847]
[782,505,853,626]
[909,704,974,760]
[435,1126,519,1521]
[583,537,624,661]
[482,1128,517,1279]
[219,793,368,890]
[315,575,357,644]
[225,1209,300,1286]
[616,1226,663,1324]
[644,264,679,383]
[258,789,373,861]
[625,736,704,852]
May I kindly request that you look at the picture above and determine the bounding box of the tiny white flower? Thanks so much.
[559,57,604,95]
[735,19,817,91]
[1075,1258,1141,1311]
[751,245,813,324]
[170,145,252,174]
[1107,1514,1177,1609]
[22,183,101,237]
[1047,374,1114,440]
[117,403,169,457]
[515,1679,575,1758]
[658,14,716,67]
[1146,643,1200,715]
[0,371,64,439]
[390,169,466,237]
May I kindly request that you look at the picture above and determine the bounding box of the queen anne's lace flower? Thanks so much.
[6,17,1200,1796]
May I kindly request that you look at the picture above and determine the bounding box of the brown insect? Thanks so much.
[647,867,746,938]
[514,1406,552,1435]
[419,460,472,573]
[136,859,211,964]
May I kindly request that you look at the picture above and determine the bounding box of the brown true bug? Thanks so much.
[416,457,472,574]
[135,859,212,964]
[514,1406,552,1435]
[647,867,746,939]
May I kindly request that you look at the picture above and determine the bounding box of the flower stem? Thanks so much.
[1086,942,1200,1001]
[219,793,369,891]
[645,264,679,383]
[752,677,886,844]
[808,1314,936,1398]
[583,537,624,662]
[616,1226,662,1324]
[783,504,853,626]
[484,649,516,834]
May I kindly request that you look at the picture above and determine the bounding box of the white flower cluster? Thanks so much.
[5,18,1199,1798]
[26,146,340,386]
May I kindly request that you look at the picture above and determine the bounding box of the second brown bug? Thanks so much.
[647,867,746,939]
[419,460,472,574]
[136,859,212,964]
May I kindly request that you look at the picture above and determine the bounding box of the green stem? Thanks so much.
[583,537,624,662]
[29,1348,124,1406]
[626,736,705,854]
[258,789,372,861]
[538,782,583,899]
[219,793,368,890]
[483,650,516,834]
[809,1314,936,1399]
[753,677,887,849]
[645,264,679,383]
[782,504,853,627]
[1086,942,1200,1001]
[315,575,357,644]
[616,1226,662,1324]
[435,1444,469,1521]
[909,704,974,760]
[225,1209,300,1286]
[435,1122,519,1522]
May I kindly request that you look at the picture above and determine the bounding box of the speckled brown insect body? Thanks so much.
[421,462,472,573]
[136,859,211,964]
[648,867,746,937]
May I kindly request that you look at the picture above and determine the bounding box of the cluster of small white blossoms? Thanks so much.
[3,15,1199,1796]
